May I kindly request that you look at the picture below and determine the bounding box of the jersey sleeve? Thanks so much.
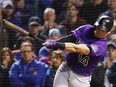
[72,25,86,38]
[87,41,107,58]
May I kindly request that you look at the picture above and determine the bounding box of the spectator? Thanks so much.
[90,61,107,87]
[1,0,22,49]
[38,28,61,65]
[14,16,43,55]
[48,28,61,40]
[99,0,116,18]
[0,0,12,7]
[43,50,65,87]
[9,41,48,87]
[38,46,51,66]
[12,49,21,61]
[79,0,108,25]
[109,34,116,44]
[108,59,116,87]
[105,44,116,68]
[0,64,10,87]
[108,63,116,87]
[60,3,87,34]
[104,43,116,87]
[112,8,116,32]
[14,36,35,53]
[107,8,116,41]
[13,0,27,29]
[57,0,85,23]
[0,47,14,87]
[13,36,37,61]
[0,47,14,69]
[0,11,8,50]
[37,0,53,19]
[40,7,66,40]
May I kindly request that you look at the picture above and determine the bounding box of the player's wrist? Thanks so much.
[55,42,65,50]
[44,40,65,50]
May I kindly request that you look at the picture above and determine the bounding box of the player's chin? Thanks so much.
[95,34,106,39]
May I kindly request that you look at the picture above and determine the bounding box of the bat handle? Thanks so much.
[29,33,44,43]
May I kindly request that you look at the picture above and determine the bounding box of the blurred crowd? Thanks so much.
[0,0,116,87]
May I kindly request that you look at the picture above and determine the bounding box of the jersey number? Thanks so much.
[78,54,89,67]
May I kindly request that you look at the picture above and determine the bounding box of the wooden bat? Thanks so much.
[2,19,44,43]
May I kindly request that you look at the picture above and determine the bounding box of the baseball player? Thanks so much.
[44,15,114,87]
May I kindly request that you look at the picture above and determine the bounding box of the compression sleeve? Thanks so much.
[45,34,77,50]
[56,34,77,43]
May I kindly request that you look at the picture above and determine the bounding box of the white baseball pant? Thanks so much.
[53,61,91,87]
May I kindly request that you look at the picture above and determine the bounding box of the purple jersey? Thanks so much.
[66,24,107,76]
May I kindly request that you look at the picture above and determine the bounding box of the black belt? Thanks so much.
[66,62,72,69]
[65,61,79,74]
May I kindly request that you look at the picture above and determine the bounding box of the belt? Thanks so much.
[65,61,79,75]
[65,61,72,69]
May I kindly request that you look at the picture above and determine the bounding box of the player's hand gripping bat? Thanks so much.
[2,19,44,43]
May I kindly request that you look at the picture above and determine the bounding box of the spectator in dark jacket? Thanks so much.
[108,62,116,87]
[0,65,10,87]
[1,0,23,49]
[0,47,14,87]
[107,44,116,87]
[104,43,116,87]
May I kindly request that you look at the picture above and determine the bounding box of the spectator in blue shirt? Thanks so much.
[9,41,48,87]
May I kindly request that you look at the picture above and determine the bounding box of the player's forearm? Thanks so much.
[45,41,90,55]
[65,43,90,55]
[75,44,90,55]
[64,43,77,52]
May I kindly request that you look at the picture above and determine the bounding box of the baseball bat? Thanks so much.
[2,19,44,43]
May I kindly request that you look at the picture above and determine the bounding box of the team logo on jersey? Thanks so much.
[90,44,99,53]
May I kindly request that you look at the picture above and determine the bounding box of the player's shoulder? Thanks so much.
[74,24,94,31]
[82,24,94,29]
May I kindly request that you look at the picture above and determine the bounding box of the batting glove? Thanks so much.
[43,40,56,49]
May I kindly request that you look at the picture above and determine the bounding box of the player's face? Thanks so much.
[94,28,110,38]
